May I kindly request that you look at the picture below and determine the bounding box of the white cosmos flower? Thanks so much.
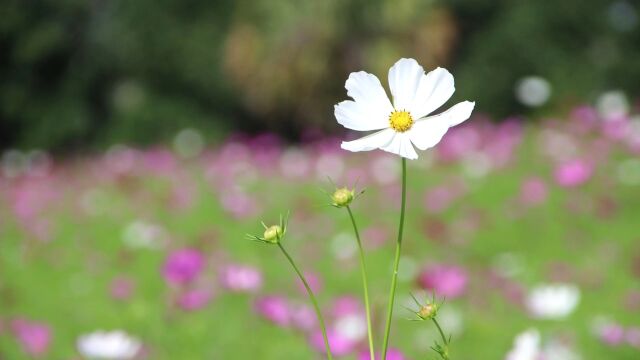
[335,58,475,159]
[526,283,580,320]
[77,330,141,360]
[505,328,541,360]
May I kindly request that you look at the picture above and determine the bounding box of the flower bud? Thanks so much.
[418,303,438,320]
[331,188,355,208]
[263,225,283,244]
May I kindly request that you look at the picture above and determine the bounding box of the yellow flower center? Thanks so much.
[389,110,414,132]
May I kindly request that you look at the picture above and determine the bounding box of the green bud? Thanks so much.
[418,303,438,320]
[263,225,283,244]
[332,187,355,208]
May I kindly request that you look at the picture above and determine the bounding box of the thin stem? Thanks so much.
[277,243,333,360]
[381,158,407,359]
[346,206,375,360]
[432,318,450,359]
[432,318,448,346]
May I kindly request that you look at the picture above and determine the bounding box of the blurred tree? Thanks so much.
[1,0,638,151]
[448,0,640,115]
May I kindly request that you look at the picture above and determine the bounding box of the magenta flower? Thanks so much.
[418,264,468,299]
[331,296,363,318]
[162,248,205,286]
[219,264,263,293]
[554,160,594,187]
[290,303,317,332]
[254,296,292,327]
[519,177,548,206]
[10,319,52,357]
[177,289,213,311]
[598,323,625,346]
[309,329,357,356]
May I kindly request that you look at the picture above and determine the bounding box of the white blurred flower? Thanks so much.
[543,340,581,360]
[334,313,367,342]
[506,328,581,360]
[335,58,475,159]
[515,76,551,107]
[330,232,357,260]
[596,90,629,119]
[77,330,141,360]
[122,220,165,249]
[506,328,541,360]
[437,305,464,336]
[174,128,204,158]
[2,149,26,178]
[112,80,145,113]
[526,284,580,319]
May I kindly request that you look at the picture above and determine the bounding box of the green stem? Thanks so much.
[432,318,450,359]
[346,206,375,360]
[381,158,407,359]
[277,243,333,360]
[432,318,448,346]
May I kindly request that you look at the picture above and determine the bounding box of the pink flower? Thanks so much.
[309,329,358,356]
[519,177,547,206]
[254,296,292,327]
[142,148,177,174]
[10,319,52,357]
[418,264,468,299]
[424,186,458,214]
[162,248,205,286]
[297,271,322,295]
[290,304,317,332]
[358,348,406,360]
[331,296,363,318]
[626,327,640,348]
[599,323,625,346]
[109,277,135,301]
[554,160,594,187]
[219,264,263,293]
[177,289,213,311]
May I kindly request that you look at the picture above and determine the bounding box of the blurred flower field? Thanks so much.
[1,104,640,359]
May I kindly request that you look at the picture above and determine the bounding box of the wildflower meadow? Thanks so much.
[2,1,640,359]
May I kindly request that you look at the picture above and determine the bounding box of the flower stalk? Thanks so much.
[248,214,333,359]
[345,205,375,360]
[381,157,408,359]
[277,242,334,360]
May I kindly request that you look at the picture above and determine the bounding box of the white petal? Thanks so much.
[427,101,475,127]
[380,133,418,159]
[341,128,395,153]
[388,58,424,111]
[408,101,475,150]
[342,71,393,128]
[407,121,450,151]
[410,67,455,119]
[334,100,389,131]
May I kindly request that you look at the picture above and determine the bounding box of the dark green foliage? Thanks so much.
[2,0,639,150]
